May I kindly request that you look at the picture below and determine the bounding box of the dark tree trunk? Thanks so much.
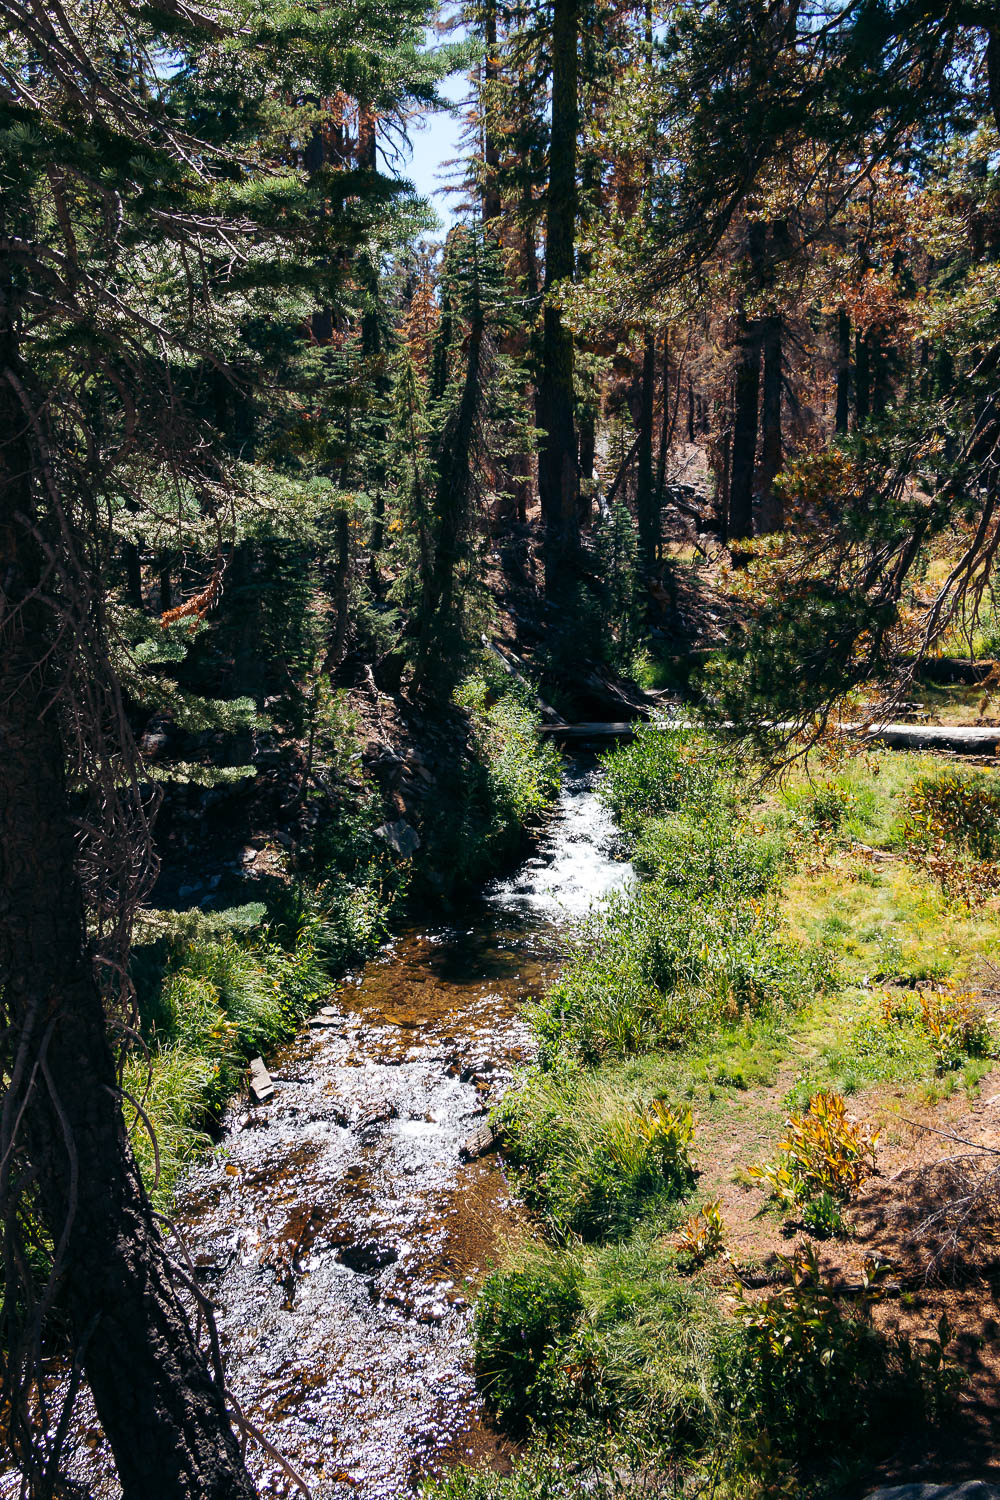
[987,25,1000,136]
[758,313,783,532]
[537,0,579,596]
[686,380,695,442]
[158,555,172,611]
[728,222,766,545]
[482,0,502,227]
[0,341,257,1500]
[635,330,657,569]
[655,332,672,513]
[855,327,871,426]
[728,315,762,543]
[835,307,851,435]
[124,541,143,609]
[324,507,351,673]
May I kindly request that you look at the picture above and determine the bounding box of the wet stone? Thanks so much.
[337,1241,400,1274]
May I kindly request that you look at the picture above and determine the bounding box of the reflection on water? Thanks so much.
[62,760,632,1499]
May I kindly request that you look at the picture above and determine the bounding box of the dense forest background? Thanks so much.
[1,0,998,1495]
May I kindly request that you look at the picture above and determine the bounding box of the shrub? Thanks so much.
[632,814,788,900]
[748,1091,878,1211]
[906,769,1000,861]
[125,915,331,1207]
[721,1242,955,1469]
[534,883,825,1066]
[497,1074,695,1238]
[419,669,561,896]
[918,987,993,1072]
[474,1256,585,1431]
[599,726,727,833]
[676,1200,726,1266]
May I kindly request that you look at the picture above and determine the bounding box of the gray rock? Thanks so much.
[374,818,421,857]
[864,1485,1000,1500]
[248,1056,275,1104]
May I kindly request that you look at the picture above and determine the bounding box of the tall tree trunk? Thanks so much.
[728,315,762,543]
[728,223,766,545]
[835,307,851,435]
[758,312,783,532]
[482,0,502,227]
[0,339,257,1500]
[655,331,673,511]
[537,0,579,596]
[635,330,657,569]
[124,541,143,609]
[855,327,871,426]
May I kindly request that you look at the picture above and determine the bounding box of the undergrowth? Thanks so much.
[460,730,991,1496]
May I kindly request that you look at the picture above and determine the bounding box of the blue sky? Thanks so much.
[401,60,469,230]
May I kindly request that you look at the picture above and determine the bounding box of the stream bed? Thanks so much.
[70,759,632,1499]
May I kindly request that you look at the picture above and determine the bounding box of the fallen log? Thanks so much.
[541,720,1000,754]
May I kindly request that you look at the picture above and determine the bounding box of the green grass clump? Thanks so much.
[497,1071,695,1238]
[533,882,826,1066]
[599,725,727,832]
[473,1233,719,1444]
[633,813,788,899]
[125,915,330,1208]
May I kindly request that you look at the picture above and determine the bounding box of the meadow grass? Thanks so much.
[458,728,999,1497]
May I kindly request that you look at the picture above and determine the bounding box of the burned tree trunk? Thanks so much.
[0,330,257,1500]
[537,0,579,595]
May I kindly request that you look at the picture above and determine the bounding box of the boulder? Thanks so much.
[374,818,421,857]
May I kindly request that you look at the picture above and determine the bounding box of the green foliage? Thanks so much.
[906,768,1000,860]
[721,1243,956,1470]
[599,726,726,832]
[474,1254,585,1431]
[497,1067,695,1238]
[533,881,824,1066]
[748,1091,879,1212]
[473,1232,720,1447]
[417,667,561,898]
[675,1199,726,1265]
[125,915,330,1208]
[633,814,788,900]
[457,670,563,828]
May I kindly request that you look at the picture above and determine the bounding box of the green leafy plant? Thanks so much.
[676,1199,726,1265]
[918,986,993,1072]
[748,1091,878,1211]
[723,1242,956,1469]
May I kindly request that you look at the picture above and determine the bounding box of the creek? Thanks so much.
[51,759,633,1499]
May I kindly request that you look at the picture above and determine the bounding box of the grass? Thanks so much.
[452,727,1000,1497]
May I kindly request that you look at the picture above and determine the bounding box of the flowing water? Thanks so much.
[58,760,632,1499]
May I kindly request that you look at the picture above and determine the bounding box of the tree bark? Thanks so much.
[757,312,783,531]
[537,0,579,596]
[728,222,766,545]
[835,307,851,435]
[482,0,502,227]
[855,326,871,426]
[728,315,762,542]
[635,330,657,568]
[0,337,257,1499]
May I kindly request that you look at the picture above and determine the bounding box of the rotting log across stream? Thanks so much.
[60,759,634,1500]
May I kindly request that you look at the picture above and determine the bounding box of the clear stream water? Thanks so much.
[61,760,634,1499]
